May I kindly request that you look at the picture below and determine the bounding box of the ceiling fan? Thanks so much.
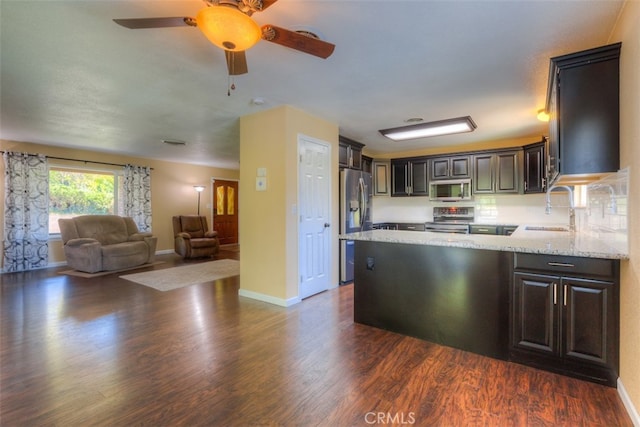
[113,0,335,76]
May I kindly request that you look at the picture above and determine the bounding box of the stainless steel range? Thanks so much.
[424,206,474,234]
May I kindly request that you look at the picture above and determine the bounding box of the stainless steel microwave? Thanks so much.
[429,179,472,201]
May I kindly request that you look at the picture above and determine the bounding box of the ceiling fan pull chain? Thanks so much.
[227,76,236,96]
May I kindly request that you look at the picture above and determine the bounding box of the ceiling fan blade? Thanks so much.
[225,51,249,75]
[261,25,335,59]
[113,17,194,29]
[259,0,279,11]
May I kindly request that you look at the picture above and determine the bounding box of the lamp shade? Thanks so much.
[196,6,261,52]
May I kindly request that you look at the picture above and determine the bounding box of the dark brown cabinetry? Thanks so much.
[523,140,546,194]
[339,136,364,170]
[429,155,471,180]
[472,150,522,194]
[391,157,429,196]
[354,241,511,360]
[361,155,373,174]
[469,224,518,235]
[546,43,621,183]
[511,253,619,386]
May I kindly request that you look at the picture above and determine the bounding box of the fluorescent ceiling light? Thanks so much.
[379,116,477,141]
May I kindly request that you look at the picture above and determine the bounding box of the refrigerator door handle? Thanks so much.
[358,177,367,231]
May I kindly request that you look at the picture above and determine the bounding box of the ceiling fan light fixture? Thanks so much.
[196,6,261,52]
[379,116,477,141]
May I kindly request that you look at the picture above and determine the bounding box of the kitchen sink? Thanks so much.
[524,226,569,232]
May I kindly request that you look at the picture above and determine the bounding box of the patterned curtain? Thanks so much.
[3,152,49,272]
[122,164,152,232]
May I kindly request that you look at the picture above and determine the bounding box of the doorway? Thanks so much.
[212,179,239,245]
[298,135,331,299]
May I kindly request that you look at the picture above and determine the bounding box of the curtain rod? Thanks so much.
[1,151,153,170]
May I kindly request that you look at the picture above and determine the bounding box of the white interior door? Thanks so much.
[298,135,331,299]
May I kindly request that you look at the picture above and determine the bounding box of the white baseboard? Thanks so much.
[238,288,301,307]
[618,378,640,426]
[49,261,67,268]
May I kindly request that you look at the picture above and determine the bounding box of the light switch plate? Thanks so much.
[257,167,267,177]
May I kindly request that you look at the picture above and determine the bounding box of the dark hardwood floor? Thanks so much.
[1,246,632,426]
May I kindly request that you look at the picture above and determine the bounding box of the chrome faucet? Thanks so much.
[545,184,576,232]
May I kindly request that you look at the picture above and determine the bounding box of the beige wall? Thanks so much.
[239,105,339,304]
[611,0,640,417]
[0,139,238,266]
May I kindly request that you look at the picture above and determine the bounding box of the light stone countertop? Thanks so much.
[339,226,629,260]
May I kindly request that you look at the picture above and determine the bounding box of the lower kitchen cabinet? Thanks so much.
[511,253,619,386]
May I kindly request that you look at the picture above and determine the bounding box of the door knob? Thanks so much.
[324,223,330,228]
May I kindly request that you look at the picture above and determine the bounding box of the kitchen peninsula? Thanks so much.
[341,227,627,386]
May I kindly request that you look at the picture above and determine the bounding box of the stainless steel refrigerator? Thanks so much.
[340,168,373,284]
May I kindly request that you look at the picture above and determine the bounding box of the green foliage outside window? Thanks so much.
[49,170,115,216]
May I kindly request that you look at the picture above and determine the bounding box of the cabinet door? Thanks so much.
[547,73,560,183]
[473,154,494,193]
[350,146,362,170]
[391,160,409,196]
[512,272,559,356]
[430,157,450,180]
[559,58,619,176]
[450,156,471,178]
[524,142,546,194]
[373,161,389,196]
[562,277,615,366]
[338,143,349,168]
[496,151,521,193]
[410,159,429,196]
[362,156,373,174]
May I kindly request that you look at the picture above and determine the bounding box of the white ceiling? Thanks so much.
[0,0,625,169]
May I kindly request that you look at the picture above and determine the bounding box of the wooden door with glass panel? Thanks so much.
[213,180,238,245]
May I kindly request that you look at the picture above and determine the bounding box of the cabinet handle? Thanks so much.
[564,284,567,307]
[547,262,575,268]
[553,283,557,305]
[477,228,490,232]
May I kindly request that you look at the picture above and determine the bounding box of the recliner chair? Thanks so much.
[172,215,220,259]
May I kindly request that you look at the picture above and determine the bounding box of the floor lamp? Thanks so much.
[194,185,205,215]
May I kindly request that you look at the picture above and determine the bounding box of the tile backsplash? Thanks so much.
[585,168,629,233]
[372,193,570,225]
[371,168,630,254]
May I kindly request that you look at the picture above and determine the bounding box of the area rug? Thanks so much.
[120,259,240,292]
[59,261,165,278]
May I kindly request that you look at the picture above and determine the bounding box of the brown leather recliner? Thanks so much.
[172,215,220,259]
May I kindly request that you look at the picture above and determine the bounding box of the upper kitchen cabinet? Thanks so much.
[362,155,373,174]
[546,43,621,184]
[523,139,547,194]
[473,149,522,194]
[429,155,471,180]
[391,157,429,196]
[339,136,365,170]
[372,160,390,196]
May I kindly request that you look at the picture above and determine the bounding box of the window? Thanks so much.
[49,167,121,234]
